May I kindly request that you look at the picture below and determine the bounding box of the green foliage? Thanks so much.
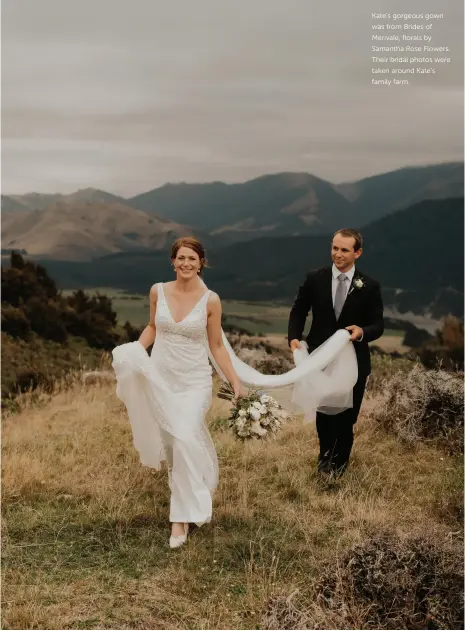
[1,332,108,407]
[1,252,135,403]
[2,252,121,350]
[1,305,32,339]
[221,313,254,336]
[402,323,434,347]
[23,297,68,342]
[122,320,144,342]
[63,289,119,349]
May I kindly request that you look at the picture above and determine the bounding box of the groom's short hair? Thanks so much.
[333,228,363,252]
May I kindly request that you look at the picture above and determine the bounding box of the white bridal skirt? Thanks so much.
[112,329,357,524]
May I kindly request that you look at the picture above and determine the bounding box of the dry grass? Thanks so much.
[2,374,463,630]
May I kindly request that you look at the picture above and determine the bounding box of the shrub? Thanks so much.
[122,320,144,342]
[416,316,464,371]
[227,334,294,375]
[1,253,121,350]
[1,305,31,339]
[314,534,464,630]
[1,332,109,405]
[367,352,415,394]
[402,323,434,347]
[23,297,68,343]
[263,534,464,630]
[375,366,464,454]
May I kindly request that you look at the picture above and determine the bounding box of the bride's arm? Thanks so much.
[206,293,242,399]
[138,284,157,349]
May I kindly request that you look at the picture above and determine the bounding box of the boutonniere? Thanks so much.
[348,276,365,295]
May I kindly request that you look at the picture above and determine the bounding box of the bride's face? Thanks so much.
[173,246,202,279]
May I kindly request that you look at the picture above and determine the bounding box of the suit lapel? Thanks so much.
[324,267,338,324]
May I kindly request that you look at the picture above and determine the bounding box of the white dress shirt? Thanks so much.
[331,264,364,341]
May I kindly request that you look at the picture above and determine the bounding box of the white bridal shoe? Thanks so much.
[169,523,189,549]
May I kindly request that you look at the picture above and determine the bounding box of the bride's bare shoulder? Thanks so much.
[207,291,221,307]
[149,283,160,298]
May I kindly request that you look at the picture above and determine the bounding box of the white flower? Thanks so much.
[354,278,364,289]
[250,420,267,436]
[229,389,290,441]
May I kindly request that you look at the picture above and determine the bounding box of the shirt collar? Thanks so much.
[332,264,355,281]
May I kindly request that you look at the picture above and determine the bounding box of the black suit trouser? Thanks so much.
[315,374,367,473]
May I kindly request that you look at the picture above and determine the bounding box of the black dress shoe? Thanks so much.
[318,461,334,475]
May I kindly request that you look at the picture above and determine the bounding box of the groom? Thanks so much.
[288,228,384,476]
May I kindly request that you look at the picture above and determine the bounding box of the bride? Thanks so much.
[112,237,357,549]
[114,237,241,548]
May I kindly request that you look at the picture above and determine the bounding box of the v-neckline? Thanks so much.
[161,283,209,325]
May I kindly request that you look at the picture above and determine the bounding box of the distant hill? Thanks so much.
[34,197,464,318]
[1,202,193,261]
[1,196,31,213]
[1,188,127,213]
[128,173,354,242]
[127,162,463,243]
[336,161,464,225]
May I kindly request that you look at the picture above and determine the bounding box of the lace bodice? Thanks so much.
[150,283,213,390]
[155,283,211,343]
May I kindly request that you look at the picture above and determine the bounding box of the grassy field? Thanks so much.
[62,288,406,351]
[62,288,150,327]
[2,368,463,629]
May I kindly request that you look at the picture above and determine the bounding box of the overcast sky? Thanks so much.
[2,0,463,196]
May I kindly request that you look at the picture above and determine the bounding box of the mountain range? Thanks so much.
[33,197,464,318]
[128,162,463,242]
[1,162,463,316]
[2,201,190,261]
[2,162,463,260]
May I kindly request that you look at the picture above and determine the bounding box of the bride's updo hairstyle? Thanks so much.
[170,237,208,274]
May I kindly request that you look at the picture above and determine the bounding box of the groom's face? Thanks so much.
[331,234,362,272]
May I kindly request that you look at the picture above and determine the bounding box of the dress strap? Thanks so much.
[201,289,211,311]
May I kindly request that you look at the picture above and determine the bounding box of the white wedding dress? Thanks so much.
[112,281,358,526]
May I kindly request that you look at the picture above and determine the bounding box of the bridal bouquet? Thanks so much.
[218,383,291,440]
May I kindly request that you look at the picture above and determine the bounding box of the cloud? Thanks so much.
[2,0,463,195]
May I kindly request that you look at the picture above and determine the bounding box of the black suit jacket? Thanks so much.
[288,267,384,376]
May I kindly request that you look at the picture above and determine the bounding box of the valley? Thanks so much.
[65,287,407,353]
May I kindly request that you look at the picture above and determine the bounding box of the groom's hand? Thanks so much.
[345,325,364,341]
[290,339,301,351]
